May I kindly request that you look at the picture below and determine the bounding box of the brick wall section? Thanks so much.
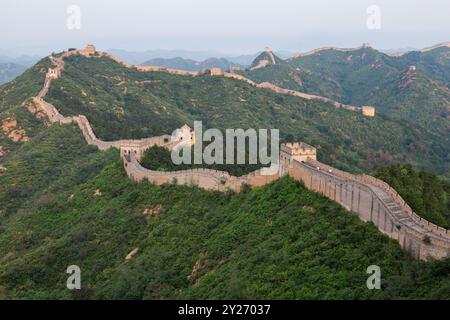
[122,151,279,192]
[24,45,448,260]
[294,159,450,260]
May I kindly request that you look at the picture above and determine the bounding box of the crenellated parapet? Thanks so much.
[22,45,449,260]
[55,45,374,117]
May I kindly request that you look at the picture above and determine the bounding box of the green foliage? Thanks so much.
[375,164,450,228]
[140,145,262,176]
[41,55,450,178]
[0,125,449,299]
[241,47,450,145]
[0,53,449,300]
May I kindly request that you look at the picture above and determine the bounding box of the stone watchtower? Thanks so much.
[171,124,195,146]
[47,68,60,79]
[280,142,317,173]
[80,44,96,56]
[361,106,375,117]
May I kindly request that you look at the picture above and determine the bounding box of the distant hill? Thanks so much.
[238,43,450,139]
[108,48,294,67]
[249,48,285,70]
[0,62,27,84]
[1,49,449,299]
[142,57,244,72]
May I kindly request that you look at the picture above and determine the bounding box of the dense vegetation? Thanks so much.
[0,50,448,300]
[240,47,450,138]
[375,164,450,228]
[0,57,51,155]
[43,55,450,178]
[0,125,449,299]
[140,145,263,177]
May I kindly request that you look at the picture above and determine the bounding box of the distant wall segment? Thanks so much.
[23,45,448,260]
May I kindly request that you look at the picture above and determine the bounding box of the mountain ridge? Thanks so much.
[1,45,450,299]
[238,43,450,139]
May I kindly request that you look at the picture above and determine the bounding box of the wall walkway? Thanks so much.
[23,46,449,260]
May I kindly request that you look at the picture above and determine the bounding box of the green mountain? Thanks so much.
[35,54,449,177]
[249,48,285,70]
[239,44,450,138]
[0,50,449,299]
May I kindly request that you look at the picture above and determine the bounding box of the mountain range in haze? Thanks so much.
[0,44,445,84]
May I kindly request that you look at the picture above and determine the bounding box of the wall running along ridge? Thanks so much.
[70,45,375,116]
[25,45,448,260]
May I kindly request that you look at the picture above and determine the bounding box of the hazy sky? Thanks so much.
[1,0,449,55]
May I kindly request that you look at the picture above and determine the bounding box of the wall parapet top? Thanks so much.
[24,44,449,260]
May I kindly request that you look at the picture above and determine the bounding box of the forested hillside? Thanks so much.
[0,125,449,299]
[0,50,449,300]
[39,54,450,178]
[375,164,450,228]
[239,46,450,139]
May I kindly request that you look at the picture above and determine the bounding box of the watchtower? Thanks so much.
[280,142,317,171]
[210,68,223,76]
[361,106,375,117]
[81,44,96,56]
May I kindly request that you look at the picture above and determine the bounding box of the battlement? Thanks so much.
[22,45,450,260]
[281,142,316,154]
[280,142,317,169]
[79,44,96,56]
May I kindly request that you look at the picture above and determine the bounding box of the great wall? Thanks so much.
[291,43,373,58]
[23,45,449,260]
[66,45,375,117]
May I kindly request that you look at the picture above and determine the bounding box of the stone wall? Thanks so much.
[23,45,449,260]
[54,45,374,117]
[288,159,450,260]
[122,151,279,192]
[256,82,369,114]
